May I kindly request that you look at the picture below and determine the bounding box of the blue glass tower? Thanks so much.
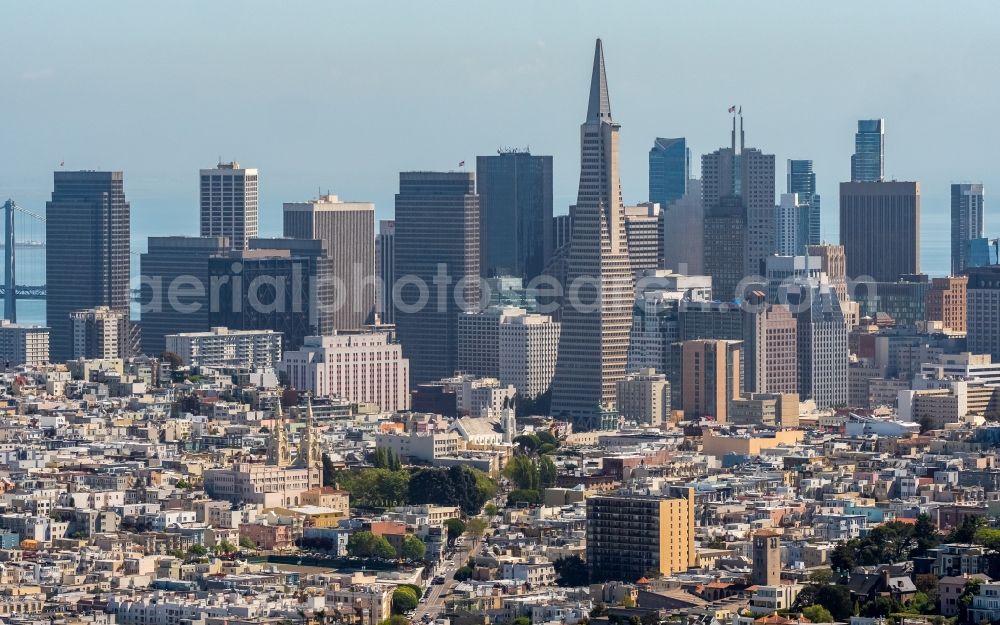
[851,119,884,183]
[649,137,689,207]
[787,159,821,245]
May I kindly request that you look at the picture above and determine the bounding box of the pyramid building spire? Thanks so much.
[586,38,612,123]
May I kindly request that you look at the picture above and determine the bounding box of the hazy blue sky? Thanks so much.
[3,1,999,277]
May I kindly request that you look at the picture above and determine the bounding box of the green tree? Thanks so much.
[948,515,985,543]
[388,449,402,471]
[484,503,499,518]
[814,585,853,621]
[373,447,390,469]
[808,569,834,585]
[553,555,589,587]
[454,565,474,581]
[159,351,184,369]
[188,544,208,556]
[391,587,418,614]
[512,618,531,625]
[539,455,557,489]
[379,617,409,625]
[801,605,833,623]
[860,596,902,618]
[912,513,940,558]
[466,518,488,539]
[444,518,466,541]
[347,531,397,559]
[513,434,541,452]
[400,584,423,600]
[218,540,237,554]
[536,430,558,447]
[504,455,540,491]
[508,489,541,505]
[959,578,982,624]
[239,536,257,550]
[322,453,338,487]
[400,535,427,561]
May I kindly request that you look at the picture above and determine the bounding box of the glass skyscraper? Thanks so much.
[648,137,689,208]
[851,119,885,183]
[476,151,553,282]
[787,159,821,245]
[951,183,985,274]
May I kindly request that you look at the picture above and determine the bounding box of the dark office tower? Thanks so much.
[702,196,746,301]
[701,116,776,280]
[209,238,336,351]
[649,137,689,208]
[140,236,231,355]
[552,214,573,253]
[967,266,1000,361]
[550,39,634,430]
[851,119,885,183]
[787,159,821,245]
[951,183,985,275]
[375,220,395,324]
[283,194,375,329]
[200,162,258,250]
[476,151,553,282]
[840,181,920,281]
[46,171,131,362]
[394,172,480,385]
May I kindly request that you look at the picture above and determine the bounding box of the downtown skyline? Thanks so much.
[2,1,997,283]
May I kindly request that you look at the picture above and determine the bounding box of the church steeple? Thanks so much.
[267,400,291,467]
[294,397,323,487]
[586,38,612,123]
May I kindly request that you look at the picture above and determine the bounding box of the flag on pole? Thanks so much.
[59,161,64,167]
[727,105,736,113]
[458,160,465,167]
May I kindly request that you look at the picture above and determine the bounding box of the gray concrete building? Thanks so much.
[200,161,258,250]
[283,194,375,330]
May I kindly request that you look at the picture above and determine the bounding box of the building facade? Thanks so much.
[968,266,1000,361]
[140,236,231,355]
[840,181,920,281]
[165,327,282,369]
[46,171,131,362]
[745,303,798,395]
[615,369,670,427]
[208,239,336,352]
[550,40,634,429]
[787,159,821,246]
[677,339,742,422]
[200,161,258,250]
[952,183,985,275]
[498,311,561,400]
[648,137,689,208]
[375,220,395,324]
[71,306,128,360]
[851,119,885,183]
[281,331,410,412]
[476,151,553,282]
[283,194,375,330]
[394,171,480,385]
[624,202,663,275]
[587,491,695,582]
[796,286,849,408]
[661,178,704,275]
[0,321,49,366]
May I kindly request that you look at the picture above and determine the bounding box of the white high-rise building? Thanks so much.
[499,312,561,400]
[166,327,282,370]
[624,202,662,275]
[200,161,259,250]
[457,306,527,378]
[281,331,410,412]
[550,39,635,430]
[616,368,670,427]
[0,320,49,366]
[775,192,806,256]
[71,306,128,360]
